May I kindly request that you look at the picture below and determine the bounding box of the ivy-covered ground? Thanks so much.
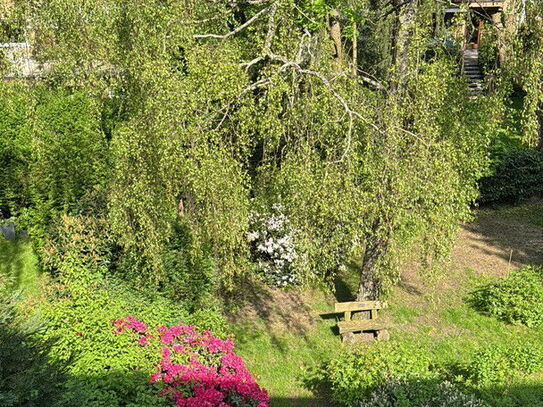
[229,201,543,406]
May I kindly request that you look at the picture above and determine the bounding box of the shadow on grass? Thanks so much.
[269,396,338,407]
[227,277,317,349]
[0,315,69,406]
[0,238,25,280]
[333,259,359,303]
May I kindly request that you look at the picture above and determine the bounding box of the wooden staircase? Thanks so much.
[464,48,484,97]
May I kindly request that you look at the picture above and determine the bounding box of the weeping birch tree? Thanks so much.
[11,0,497,301]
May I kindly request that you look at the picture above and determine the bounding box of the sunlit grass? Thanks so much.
[0,237,40,297]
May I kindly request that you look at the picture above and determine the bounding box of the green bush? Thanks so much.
[478,32,499,75]
[463,343,543,388]
[35,214,228,406]
[478,150,543,205]
[0,82,32,216]
[360,378,487,407]
[308,342,436,406]
[469,266,543,327]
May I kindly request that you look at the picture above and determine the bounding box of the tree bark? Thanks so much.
[357,237,388,301]
[352,22,358,76]
[391,0,418,93]
[329,9,344,67]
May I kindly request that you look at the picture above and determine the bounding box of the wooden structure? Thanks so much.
[332,301,390,343]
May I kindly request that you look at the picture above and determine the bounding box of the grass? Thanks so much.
[481,201,543,228]
[0,237,40,297]
[233,319,340,406]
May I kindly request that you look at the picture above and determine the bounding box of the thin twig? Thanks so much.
[194,2,278,39]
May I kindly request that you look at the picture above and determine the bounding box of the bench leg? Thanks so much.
[341,332,356,343]
[376,329,390,341]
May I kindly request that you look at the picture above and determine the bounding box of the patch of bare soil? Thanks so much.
[454,212,543,277]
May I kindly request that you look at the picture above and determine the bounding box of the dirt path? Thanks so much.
[453,210,543,277]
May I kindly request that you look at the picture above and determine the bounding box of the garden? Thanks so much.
[1,1,543,406]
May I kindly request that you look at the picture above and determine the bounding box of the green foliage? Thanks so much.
[305,339,543,407]
[25,88,108,225]
[360,378,486,407]
[17,0,495,301]
[161,222,218,310]
[460,343,543,390]
[0,277,68,407]
[517,3,543,148]
[469,266,543,327]
[35,214,227,406]
[308,342,435,406]
[0,81,32,216]
[478,149,543,204]
[479,30,499,75]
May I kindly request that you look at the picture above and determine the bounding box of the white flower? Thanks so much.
[247,231,259,242]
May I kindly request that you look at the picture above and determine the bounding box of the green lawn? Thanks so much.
[0,237,40,297]
[2,202,542,406]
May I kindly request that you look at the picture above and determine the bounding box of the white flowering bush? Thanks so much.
[247,204,299,287]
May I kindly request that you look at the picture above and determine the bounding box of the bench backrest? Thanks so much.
[334,301,387,313]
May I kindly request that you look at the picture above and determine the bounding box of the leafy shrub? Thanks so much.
[115,316,269,407]
[248,204,299,287]
[478,150,543,205]
[160,222,218,310]
[36,214,228,406]
[308,342,435,406]
[360,378,486,407]
[469,266,543,327]
[462,343,543,387]
[478,32,499,75]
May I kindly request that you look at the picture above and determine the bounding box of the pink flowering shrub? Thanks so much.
[113,316,269,407]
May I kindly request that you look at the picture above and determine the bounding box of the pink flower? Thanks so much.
[113,316,269,406]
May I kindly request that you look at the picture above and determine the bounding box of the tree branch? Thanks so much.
[194,2,278,40]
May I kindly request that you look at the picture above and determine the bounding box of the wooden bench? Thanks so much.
[332,301,390,343]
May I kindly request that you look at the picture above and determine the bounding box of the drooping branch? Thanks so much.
[194,1,422,162]
[193,2,278,40]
